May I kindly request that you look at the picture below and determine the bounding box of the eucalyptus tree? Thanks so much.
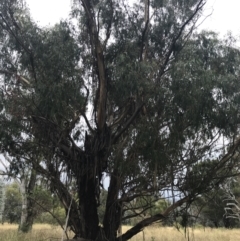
[1,0,240,240]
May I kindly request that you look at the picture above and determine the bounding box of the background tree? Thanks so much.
[0,153,64,231]
[0,178,5,224]
[3,181,66,226]
[3,182,22,224]
[27,186,66,226]
[0,153,39,232]
[2,1,240,241]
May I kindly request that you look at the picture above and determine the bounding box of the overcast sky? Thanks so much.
[25,0,240,38]
[200,0,240,37]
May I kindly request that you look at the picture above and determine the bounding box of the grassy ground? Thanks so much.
[0,224,239,241]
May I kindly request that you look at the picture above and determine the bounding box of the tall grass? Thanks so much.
[0,224,239,241]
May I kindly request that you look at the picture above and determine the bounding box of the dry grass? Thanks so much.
[0,223,73,241]
[0,224,239,241]
[122,226,239,241]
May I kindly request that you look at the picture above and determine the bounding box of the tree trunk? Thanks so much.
[19,193,35,232]
[78,174,100,240]
[71,128,110,240]
[103,170,122,241]
[19,170,36,232]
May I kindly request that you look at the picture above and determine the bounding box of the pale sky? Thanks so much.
[25,0,240,38]
[200,0,240,37]
[26,0,71,26]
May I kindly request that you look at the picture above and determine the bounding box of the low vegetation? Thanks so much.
[0,224,239,241]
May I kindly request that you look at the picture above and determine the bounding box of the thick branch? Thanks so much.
[118,196,189,241]
[81,0,107,131]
